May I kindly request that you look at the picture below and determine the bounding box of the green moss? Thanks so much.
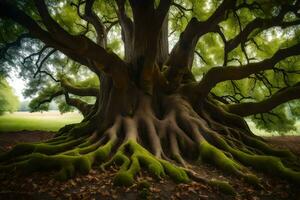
[243,136,295,159]
[103,140,189,186]
[56,165,75,181]
[69,121,96,137]
[243,174,260,186]
[34,137,86,155]
[199,141,242,175]
[92,140,115,162]
[114,171,135,186]
[213,135,300,184]
[0,143,35,162]
[75,156,91,174]
[160,160,189,183]
[209,180,236,196]
[137,180,151,189]
[44,136,68,144]
[57,123,77,136]
[231,149,300,184]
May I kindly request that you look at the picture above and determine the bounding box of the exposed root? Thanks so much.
[1,94,300,196]
[102,140,189,186]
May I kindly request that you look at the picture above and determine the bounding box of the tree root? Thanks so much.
[1,95,300,196]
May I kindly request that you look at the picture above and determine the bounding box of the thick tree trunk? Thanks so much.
[5,73,300,187]
[1,66,300,194]
[1,1,300,195]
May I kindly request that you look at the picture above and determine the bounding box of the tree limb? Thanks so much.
[32,90,64,110]
[63,92,94,116]
[196,43,300,98]
[227,82,300,117]
[115,0,134,61]
[0,0,129,88]
[165,0,235,89]
[0,33,32,59]
[61,79,100,97]
[156,0,172,27]
[85,0,107,46]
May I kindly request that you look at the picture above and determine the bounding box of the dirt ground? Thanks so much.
[0,131,300,200]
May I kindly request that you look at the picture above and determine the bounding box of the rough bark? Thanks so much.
[1,0,300,196]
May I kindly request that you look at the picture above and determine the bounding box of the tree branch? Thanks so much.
[156,0,172,27]
[0,33,32,59]
[196,43,300,98]
[225,18,300,55]
[34,49,57,78]
[115,0,134,61]
[165,0,235,89]
[63,92,93,116]
[61,79,100,97]
[32,89,64,110]
[0,0,129,88]
[227,82,300,117]
[85,0,106,45]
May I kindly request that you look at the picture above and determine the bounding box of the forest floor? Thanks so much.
[0,131,300,200]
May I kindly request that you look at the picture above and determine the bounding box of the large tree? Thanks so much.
[1,0,300,194]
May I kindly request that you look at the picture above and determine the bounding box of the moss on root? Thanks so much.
[0,139,116,181]
[199,141,261,186]
[199,141,242,174]
[242,135,295,160]
[103,140,189,186]
[0,136,87,162]
[213,135,300,184]
[209,179,236,196]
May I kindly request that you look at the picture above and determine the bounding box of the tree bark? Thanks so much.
[1,0,300,194]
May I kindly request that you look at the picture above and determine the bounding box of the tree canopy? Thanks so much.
[0,77,20,115]
[1,0,300,193]
[1,0,300,133]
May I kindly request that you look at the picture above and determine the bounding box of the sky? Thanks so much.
[7,71,27,101]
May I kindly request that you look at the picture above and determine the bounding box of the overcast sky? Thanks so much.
[7,71,27,101]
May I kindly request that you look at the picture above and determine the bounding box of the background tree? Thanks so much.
[1,0,300,194]
[0,78,20,115]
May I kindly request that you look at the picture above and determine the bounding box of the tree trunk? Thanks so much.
[2,72,300,192]
[1,1,300,195]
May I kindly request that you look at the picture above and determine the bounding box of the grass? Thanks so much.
[0,111,83,132]
[0,112,299,136]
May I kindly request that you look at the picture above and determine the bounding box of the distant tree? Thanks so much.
[0,78,20,115]
[1,0,300,193]
[18,100,30,112]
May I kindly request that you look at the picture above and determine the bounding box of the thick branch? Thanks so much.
[196,43,300,98]
[226,18,300,55]
[0,0,129,88]
[61,79,100,97]
[156,0,172,27]
[227,83,300,117]
[115,0,134,62]
[165,0,235,88]
[83,0,107,47]
[64,92,93,116]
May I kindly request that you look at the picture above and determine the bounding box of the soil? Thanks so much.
[0,131,300,200]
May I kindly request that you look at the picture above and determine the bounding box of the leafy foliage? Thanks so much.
[0,78,20,115]
[0,0,300,133]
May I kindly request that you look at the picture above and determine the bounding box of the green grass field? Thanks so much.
[0,111,299,135]
[0,111,83,132]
